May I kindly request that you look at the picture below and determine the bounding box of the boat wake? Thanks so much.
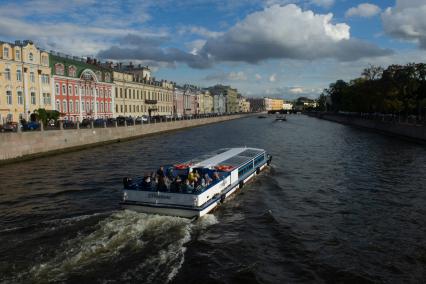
[18,210,217,283]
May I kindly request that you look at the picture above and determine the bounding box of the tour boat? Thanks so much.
[121,147,272,218]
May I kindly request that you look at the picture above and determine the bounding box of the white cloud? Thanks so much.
[202,4,391,63]
[289,87,304,94]
[269,73,277,82]
[255,73,262,80]
[178,26,224,38]
[346,3,381,18]
[228,71,247,81]
[382,0,426,49]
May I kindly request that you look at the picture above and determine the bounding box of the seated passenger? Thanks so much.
[167,167,174,180]
[212,171,220,181]
[142,176,151,190]
[157,175,167,192]
[204,173,213,185]
[187,169,196,183]
[182,179,194,193]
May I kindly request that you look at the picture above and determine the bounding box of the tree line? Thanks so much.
[318,63,426,117]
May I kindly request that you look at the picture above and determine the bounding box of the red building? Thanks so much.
[50,53,114,121]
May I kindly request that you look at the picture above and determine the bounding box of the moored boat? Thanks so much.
[121,147,272,218]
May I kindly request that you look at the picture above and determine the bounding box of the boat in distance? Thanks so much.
[121,147,272,218]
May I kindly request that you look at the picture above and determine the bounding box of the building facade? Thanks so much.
[50,54,114,121]
[0,40,53,123]
[247,97,266,112]
[174,86,184,117]
[213,93,226,114]
[209,85,238,113]
[200,91,213,114]
[238,96,250,113]
[113,65,173,117]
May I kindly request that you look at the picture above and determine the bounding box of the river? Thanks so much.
[0,115,425,283]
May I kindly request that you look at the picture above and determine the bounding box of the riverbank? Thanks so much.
[0,114,252,165]
[307,112,426,143]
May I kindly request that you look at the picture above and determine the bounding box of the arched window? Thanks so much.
[30,71,35,83]
[101,102,104,112]
[68,85,72,96]
[55,84,59,95]
[56,100,60,111]
[29,52,33,61]
[76,100,79,112]
[81,101,85,111]
[62,84,66,95]
[69,101,73,113]
[63,100,67,112]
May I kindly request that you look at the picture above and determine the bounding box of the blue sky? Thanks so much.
[0,0,425,99]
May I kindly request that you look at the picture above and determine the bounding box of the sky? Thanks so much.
[0,0,425,99]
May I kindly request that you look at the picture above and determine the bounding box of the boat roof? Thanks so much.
[189,147,265,169]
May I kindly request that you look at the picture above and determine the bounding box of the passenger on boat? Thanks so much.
[149,176,158,191]
[142,176,151,189]
[171,176,183,193]
[157,175,167,192]
[188,169,196,183]
[204,173,213,185]
[212,171,220,181]
[182,179,194,193]
[157,166,165,178]
[166,167,174,180]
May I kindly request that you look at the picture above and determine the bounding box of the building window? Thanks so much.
[55,63,64,75]
[91,102,94,111]
[31,92,36,105]
[6,90,12,105]
[63,100,67,112]
[30,72,35,83]
[96,102,99,112]
[5,68,11,80]
[62,85,66,95]
[68,85,72,96]
[16,70,22,81]
[29,52,34,61]
[56,100,60,111]
[69,101,73,113]
[43,93,51,105]
[17,91,23,105]
[81,101,85,111]
[68,66,77,77]
[75,86,78,96]
[101,102,104,112]
[41,55,48,65]
[86,102,90,112]
[76,100,79,112]
[55,84,60,95]
[15,50,21,60]
[3,47,9,58]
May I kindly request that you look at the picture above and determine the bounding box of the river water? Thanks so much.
[0,115,425,283]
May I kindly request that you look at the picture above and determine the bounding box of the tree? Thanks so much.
[34,109,60,125]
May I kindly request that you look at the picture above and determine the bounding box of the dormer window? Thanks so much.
[3,47,9,58]
[55,63,64,75]
[29,52,33,61]
[15,50,20,60]
[68,65,77,77]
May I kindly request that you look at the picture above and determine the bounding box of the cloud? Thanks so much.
[269,74,277,82]
[178,26,224,38]
[382,0,426,49]
[200,4,392,64]
[346,3,381,18]
[310,0,334,8]
[203,71,247,81]
[289,87,304,94]
[255,73,262,80]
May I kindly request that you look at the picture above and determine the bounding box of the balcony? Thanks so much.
[145,99,157,104]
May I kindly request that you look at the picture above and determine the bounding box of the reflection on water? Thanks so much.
[1,115,425,283]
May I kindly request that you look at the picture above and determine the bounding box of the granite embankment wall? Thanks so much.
[309,113,426,142]
[0,114,250,164]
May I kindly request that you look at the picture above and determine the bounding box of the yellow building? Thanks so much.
[0,40,52,123]
[197,91,213,114]
[238,96,250,113]
[270,98,284,111]
[113,67,173,118]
